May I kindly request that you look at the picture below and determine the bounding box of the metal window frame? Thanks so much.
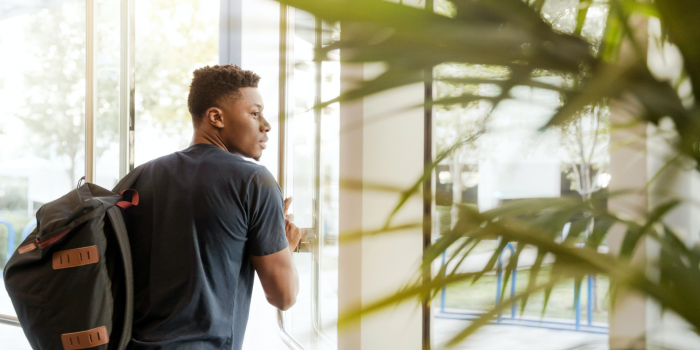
[276,4,306,350]
[423,2,435,349]
[0,313,19,327]
[119,0,135,177]
[219,0,242,66]
[86,0,96,182]
[276,5,335,349]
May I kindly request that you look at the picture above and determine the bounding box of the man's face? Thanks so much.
[218,87,270,159]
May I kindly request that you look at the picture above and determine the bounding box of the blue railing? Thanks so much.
[437,242,608,334]
[1,218,37,263]
[0,218,15,264]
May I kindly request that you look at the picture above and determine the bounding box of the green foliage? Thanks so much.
[277,0,700,347]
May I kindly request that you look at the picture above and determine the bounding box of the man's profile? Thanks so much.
[125,64,301,350]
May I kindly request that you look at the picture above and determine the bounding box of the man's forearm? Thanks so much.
[287,246,299,305]
[251,246,301,311]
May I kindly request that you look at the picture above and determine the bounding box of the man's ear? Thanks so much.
[204,107,225,129]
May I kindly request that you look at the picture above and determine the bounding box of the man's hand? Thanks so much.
[283,197,302,251]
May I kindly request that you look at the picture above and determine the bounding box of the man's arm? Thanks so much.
[251,197,301,311]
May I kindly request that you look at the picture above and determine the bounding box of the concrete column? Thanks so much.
[608,15,700,350]
[339,62,364,350]
[339,62,425,349]
[643,17,700,350]
[607,14,650,350]
[607,94,649,349]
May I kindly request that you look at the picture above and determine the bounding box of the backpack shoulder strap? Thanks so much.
[106,163,146,349]
[106,206,133,350]
[112,163,146,193]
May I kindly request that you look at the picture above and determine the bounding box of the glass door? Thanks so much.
[278,6,339,350]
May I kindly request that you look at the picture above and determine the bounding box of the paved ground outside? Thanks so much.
[434,318,608,350]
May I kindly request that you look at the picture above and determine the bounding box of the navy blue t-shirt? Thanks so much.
[125,143,288,350]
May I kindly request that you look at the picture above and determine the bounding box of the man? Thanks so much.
[125,64,301,349]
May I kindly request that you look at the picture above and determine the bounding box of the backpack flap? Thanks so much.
[3,182,129,350]
[33,184,121,254]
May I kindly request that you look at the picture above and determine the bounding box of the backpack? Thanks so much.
[3,167,143,350]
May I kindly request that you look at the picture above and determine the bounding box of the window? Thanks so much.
[284,8,340,349]
[0,2,341,349]
[133,0,219,166]
[433,1,611,345]
[0,1,88,347]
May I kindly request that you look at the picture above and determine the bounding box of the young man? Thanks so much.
[125,64,301,349]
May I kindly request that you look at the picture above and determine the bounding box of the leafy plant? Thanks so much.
[277,0,700,347]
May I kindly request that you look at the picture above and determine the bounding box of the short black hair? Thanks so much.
[187,64,261,125]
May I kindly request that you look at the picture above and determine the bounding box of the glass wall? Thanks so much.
[284,8,340,349]
[133,0,218,166]
[432,0,611,348]
[318,21,341,346]
[0,1,88,347]
[94,0,122,189]
[0,1,341,349]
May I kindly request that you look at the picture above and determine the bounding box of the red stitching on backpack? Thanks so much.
[36,229,70,249]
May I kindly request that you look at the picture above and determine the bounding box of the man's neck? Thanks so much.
[190,130,229,152]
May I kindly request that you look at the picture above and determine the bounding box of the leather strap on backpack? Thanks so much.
[106,207,134,350]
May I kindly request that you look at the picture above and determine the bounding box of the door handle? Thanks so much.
[0,313,20,327]
[277,309,305,350]
[294,228,317,253]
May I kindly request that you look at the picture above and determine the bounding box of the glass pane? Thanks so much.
[287,13,340,350]
[290,252,314,344]
[287,9,318,347]
[432,1,611,345]
[287,9,317,229]
[134,0,218,166]
[0,1,87,347]
[319,58,340,345]
[95,0,122,189]
[318,19,340,345]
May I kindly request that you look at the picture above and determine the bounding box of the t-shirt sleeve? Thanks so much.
[247,167,289,256]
